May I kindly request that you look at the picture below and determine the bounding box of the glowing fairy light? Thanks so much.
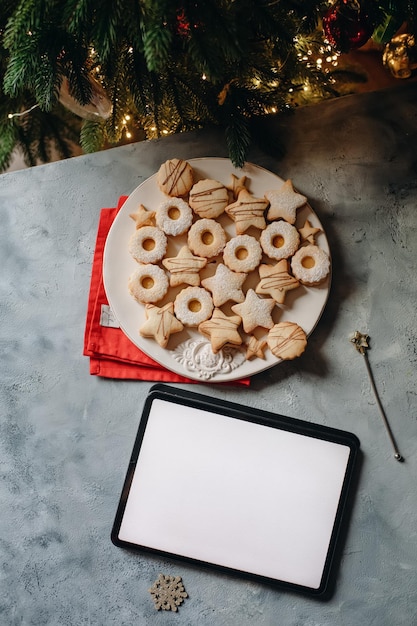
[121,113,133,139]
[8,104,39,119]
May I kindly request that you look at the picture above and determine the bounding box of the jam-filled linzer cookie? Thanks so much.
[128,264,169,304]
[291,244,330,285]
[157,158,194,197]
[174,286,214,327]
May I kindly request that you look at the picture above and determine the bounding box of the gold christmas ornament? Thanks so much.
[382,33,417,79]
[58,75,113,120]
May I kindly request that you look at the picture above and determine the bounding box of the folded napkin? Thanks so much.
[83,197,250,385]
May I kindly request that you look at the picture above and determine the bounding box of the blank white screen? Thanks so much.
[118,399,351,589]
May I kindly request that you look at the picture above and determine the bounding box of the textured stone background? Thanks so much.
[1,83,416,625]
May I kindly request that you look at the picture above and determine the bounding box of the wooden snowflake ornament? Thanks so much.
[149,574,188,612]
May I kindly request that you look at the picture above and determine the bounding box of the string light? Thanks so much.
[121,114,132,139]
[8,104,39,119]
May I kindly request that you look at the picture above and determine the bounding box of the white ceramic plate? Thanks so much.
[103,158,331,382]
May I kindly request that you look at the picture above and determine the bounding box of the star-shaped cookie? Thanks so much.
[255,260,300,304]
[231,289,275,334]
[226,174,247,199]
[139,302,184,348]
[245,336,267,360]
[129,204,156,229]
[162,245,207,287]
[225,188,267,234]
[299,219,322,245]
[265,180,307,224]
[201,263,246,307]
[198,308,242,354]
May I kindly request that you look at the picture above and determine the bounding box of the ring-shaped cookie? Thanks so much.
[187,218,226,258]
[128,226,167,264]
[128,264,169,303]
[155,197,193,236]
[291,244,330,285]
[260,221,300,260]
[174,286,214,326]
[223,234,262,273]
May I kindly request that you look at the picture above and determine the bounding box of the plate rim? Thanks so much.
[103,157,331,382]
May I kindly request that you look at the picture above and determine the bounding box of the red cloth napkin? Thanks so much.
[83,197,251,385]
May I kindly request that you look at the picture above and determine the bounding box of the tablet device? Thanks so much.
[112,384,359,595]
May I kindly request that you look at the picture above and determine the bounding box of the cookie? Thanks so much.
[162,245,207,287]
[157,158,194,197]
[129,204,156,229]
[174,286,214,326]
[128,226,167,264]
[231,289,275,334]
[198,308,242,354]
[223,234,262,273]
[201,263,246,307]
[189,179,229,218]
[225,188,268,234]
[128,264,169,303]
[265,180,307,224]
[226,174,247,199]
[291,244,330,285]
[139,302,184,348]
[256,260,300,304]
[155,197,193,236]
[267,322,307,360]
[245,336,267,360]
[187,218,227,258]
[299,219,322,245]
[260,221,300,260]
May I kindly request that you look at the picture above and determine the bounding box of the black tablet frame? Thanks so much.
[111,384,360,596]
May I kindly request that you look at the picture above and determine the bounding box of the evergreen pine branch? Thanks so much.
[3,32,39,96]
[2,0,417,172]
[63,0,92,37]
[3,0,40,50]
[123,48,151,116]
[61,34,93,106]
[0,118,19,171]
[104,49,131,143]
[89,0,124,62]
[225,112,251,169]
[169,69,216,126]
[80,119,106,153]
[140,0,173,73]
